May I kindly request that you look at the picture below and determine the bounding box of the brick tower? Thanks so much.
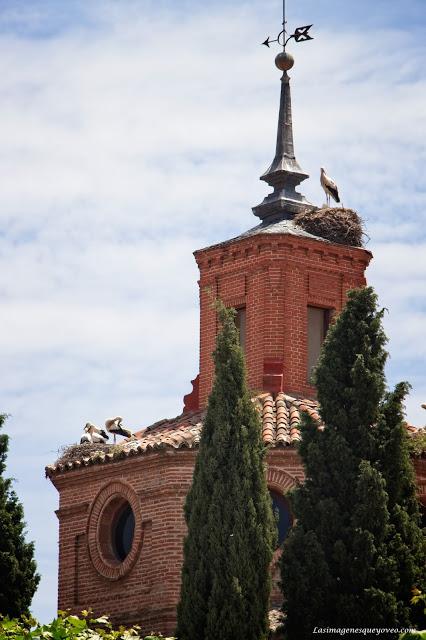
[184,51,371,412]
[46,33,426,637]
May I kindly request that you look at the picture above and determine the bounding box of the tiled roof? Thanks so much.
[45,393,321,477]
[45,393,420,478]
[255,393,321,446]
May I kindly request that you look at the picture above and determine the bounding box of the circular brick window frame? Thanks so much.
[87,480,142,580]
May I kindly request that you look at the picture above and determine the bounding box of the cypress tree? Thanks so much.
[176,304,276,640]
[0,414,40,617]
[281,287,425,638]
[376,384,426,626]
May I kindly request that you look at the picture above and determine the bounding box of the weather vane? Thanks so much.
[262,0,313,50]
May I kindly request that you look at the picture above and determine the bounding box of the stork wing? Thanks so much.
[325,175,338,191]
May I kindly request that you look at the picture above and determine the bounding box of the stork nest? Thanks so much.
[294,207,365,247]
[55,441,121,465]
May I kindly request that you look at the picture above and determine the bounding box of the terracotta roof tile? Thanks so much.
[44,395,420,477]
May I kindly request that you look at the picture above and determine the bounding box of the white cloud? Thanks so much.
[0,0,425,622]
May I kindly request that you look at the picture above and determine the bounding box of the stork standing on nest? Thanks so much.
[320,167,340,207]
[105,416,134,443]
[80,422,109,444]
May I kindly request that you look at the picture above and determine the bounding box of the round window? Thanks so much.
[97,497,136,566]
[87,481,142,580]
[112,503,135,562]
[269,489,293,547]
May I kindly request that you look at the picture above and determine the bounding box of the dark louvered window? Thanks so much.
[235,307,246,352]
[307,306,330,381]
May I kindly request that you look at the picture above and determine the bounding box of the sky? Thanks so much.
[0,0,425,623]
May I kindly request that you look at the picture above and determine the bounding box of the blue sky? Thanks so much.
[1,0,425,39]
[0,0,425,623]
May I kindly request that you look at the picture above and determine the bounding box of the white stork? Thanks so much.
[81,422,109,444]
[320,167,340,207]
[105,416,134,443]
[80,426,92,444]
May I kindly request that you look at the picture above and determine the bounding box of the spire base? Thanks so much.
[252,190,314,222]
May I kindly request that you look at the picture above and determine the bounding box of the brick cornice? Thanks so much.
[194,233,372,271]
[55,502,89,520]
[50,448,196,488]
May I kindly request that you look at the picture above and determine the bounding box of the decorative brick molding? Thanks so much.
[55,502,89,520]
[86,480,143,581]
[267,467,298,494]
[183,374,200,412]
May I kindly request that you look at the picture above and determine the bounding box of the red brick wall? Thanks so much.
[413,458,426,507]
[50,230,426,638]
[53,450,195,635]
[194,235,371,408]
[51,448,305,635]
[52,447,425,636]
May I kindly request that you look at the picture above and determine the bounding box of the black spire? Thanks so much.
[253,0,312,222]
[253,43,312,222]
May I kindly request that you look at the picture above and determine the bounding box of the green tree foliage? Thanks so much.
[281,287,425,638]
[176,304,276,640]
[0,414,40,617]
[376,385,426,626]
[407,428,426,458]
[0,611,175,639]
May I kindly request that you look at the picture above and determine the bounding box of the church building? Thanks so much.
[46,40,426,637]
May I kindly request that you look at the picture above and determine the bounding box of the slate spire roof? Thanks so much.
[253,59,312,222]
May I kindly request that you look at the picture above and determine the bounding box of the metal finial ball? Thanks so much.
[275,51,294,71]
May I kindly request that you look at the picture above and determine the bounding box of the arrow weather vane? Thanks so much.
[262,0,313,49]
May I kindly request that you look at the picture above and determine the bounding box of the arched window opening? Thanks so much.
[112,503,135,562]
[269,489,292,547]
